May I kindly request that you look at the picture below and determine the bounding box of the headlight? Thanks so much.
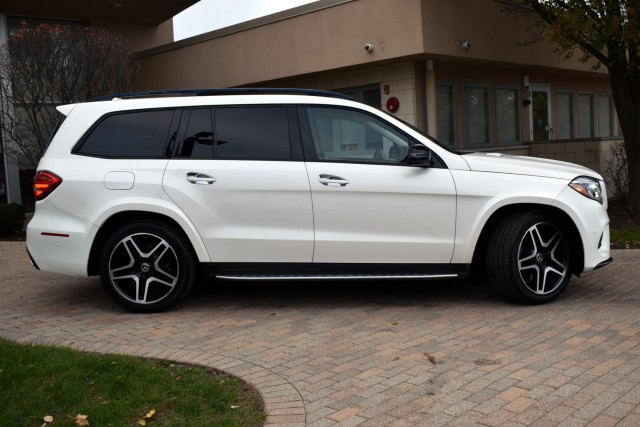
[569,176,603,204]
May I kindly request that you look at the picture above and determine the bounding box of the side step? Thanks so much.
[216,273,463,281]
[203,263,470,281]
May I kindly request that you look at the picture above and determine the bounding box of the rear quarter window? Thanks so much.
[74,110,175,158]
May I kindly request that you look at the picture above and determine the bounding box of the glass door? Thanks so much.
[529,86,552,141]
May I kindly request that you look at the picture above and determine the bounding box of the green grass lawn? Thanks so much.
[0,339,265,427]
[610,227,640,248]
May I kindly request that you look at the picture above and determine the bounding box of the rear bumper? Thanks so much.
[26,246,40,270]
[26,202,96,277]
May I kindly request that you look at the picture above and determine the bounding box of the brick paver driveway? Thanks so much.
[1,241,639,426]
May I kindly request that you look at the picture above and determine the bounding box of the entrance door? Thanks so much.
[529,86,552,141]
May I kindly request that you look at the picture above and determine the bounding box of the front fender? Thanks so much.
[450,171,567,264]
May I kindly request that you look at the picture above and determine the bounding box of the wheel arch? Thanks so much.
[471,203,584,276]
[88,211,203,276]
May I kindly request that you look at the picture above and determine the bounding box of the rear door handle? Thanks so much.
[318,174,349,187]
[186,172,216,185]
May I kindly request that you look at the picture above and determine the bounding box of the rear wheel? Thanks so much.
[487,212,571,304]
[99,221,196,313]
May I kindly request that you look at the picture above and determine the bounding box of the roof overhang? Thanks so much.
[1,0,198,25]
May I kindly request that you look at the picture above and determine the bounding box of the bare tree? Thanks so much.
[0,21,139,169]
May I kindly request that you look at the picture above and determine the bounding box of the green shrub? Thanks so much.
[0,203,26,235]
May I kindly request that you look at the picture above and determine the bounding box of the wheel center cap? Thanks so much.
[140,262,151,273]
[536,253,544,263]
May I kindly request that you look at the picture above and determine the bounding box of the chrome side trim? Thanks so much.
[216,274,461,281]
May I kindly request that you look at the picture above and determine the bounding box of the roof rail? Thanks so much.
[91,88,353,102]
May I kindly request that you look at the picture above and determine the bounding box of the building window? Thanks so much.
[335,85,381,109]
[463,86,490,145]
[496,88,520,144]
[436,84,455,145]
[556,92,574,139]
[598,94,614,137]
[578,93,594,138]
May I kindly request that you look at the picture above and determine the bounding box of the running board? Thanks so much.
[203,263,470,281]
[216,273,463,281]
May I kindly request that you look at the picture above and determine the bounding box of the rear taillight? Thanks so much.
[34,171,62,201]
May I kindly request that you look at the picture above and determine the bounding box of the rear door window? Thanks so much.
[214,107,291,160]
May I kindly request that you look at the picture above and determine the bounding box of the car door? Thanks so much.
[163,106,314,263]
[301,106,457,264]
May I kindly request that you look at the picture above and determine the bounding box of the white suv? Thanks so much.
[27,89,612,312]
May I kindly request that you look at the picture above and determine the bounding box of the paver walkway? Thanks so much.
[1,241,639,426]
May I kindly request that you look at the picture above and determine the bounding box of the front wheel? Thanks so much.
[487,212,572,304]
[99,221,196,313]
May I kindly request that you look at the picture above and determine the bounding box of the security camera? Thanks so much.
[462,40,471,50]
[364,43,374,53]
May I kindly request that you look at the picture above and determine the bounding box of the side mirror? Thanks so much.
[406,143,433,167]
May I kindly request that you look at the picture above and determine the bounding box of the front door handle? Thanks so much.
[318,174,349,187]
[186,172,216,185]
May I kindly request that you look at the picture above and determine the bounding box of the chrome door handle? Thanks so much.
[318,174,349,187]
[186,172,216,185]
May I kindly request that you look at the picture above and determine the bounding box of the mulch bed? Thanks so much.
[607,198,640,249]
[608,199,640,229]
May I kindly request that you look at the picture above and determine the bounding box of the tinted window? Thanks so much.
[77,110,174,158]
[306,107,409,163]
[180,109,213,158]
[215,107,291,160]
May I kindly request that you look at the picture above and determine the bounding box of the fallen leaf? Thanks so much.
[424,353,437,365]
[137,420,146,426]
[144,409,156,419]
[75,414,89,426]
[391,321,399,326]
[43,415,54,423]
[230,405,239,409]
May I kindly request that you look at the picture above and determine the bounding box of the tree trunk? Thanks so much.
[608,65,640,215]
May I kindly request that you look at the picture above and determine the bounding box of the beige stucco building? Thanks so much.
[0,0,622,204]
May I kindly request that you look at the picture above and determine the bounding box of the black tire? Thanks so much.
[99,221,196,313]
[486,212,571,304]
